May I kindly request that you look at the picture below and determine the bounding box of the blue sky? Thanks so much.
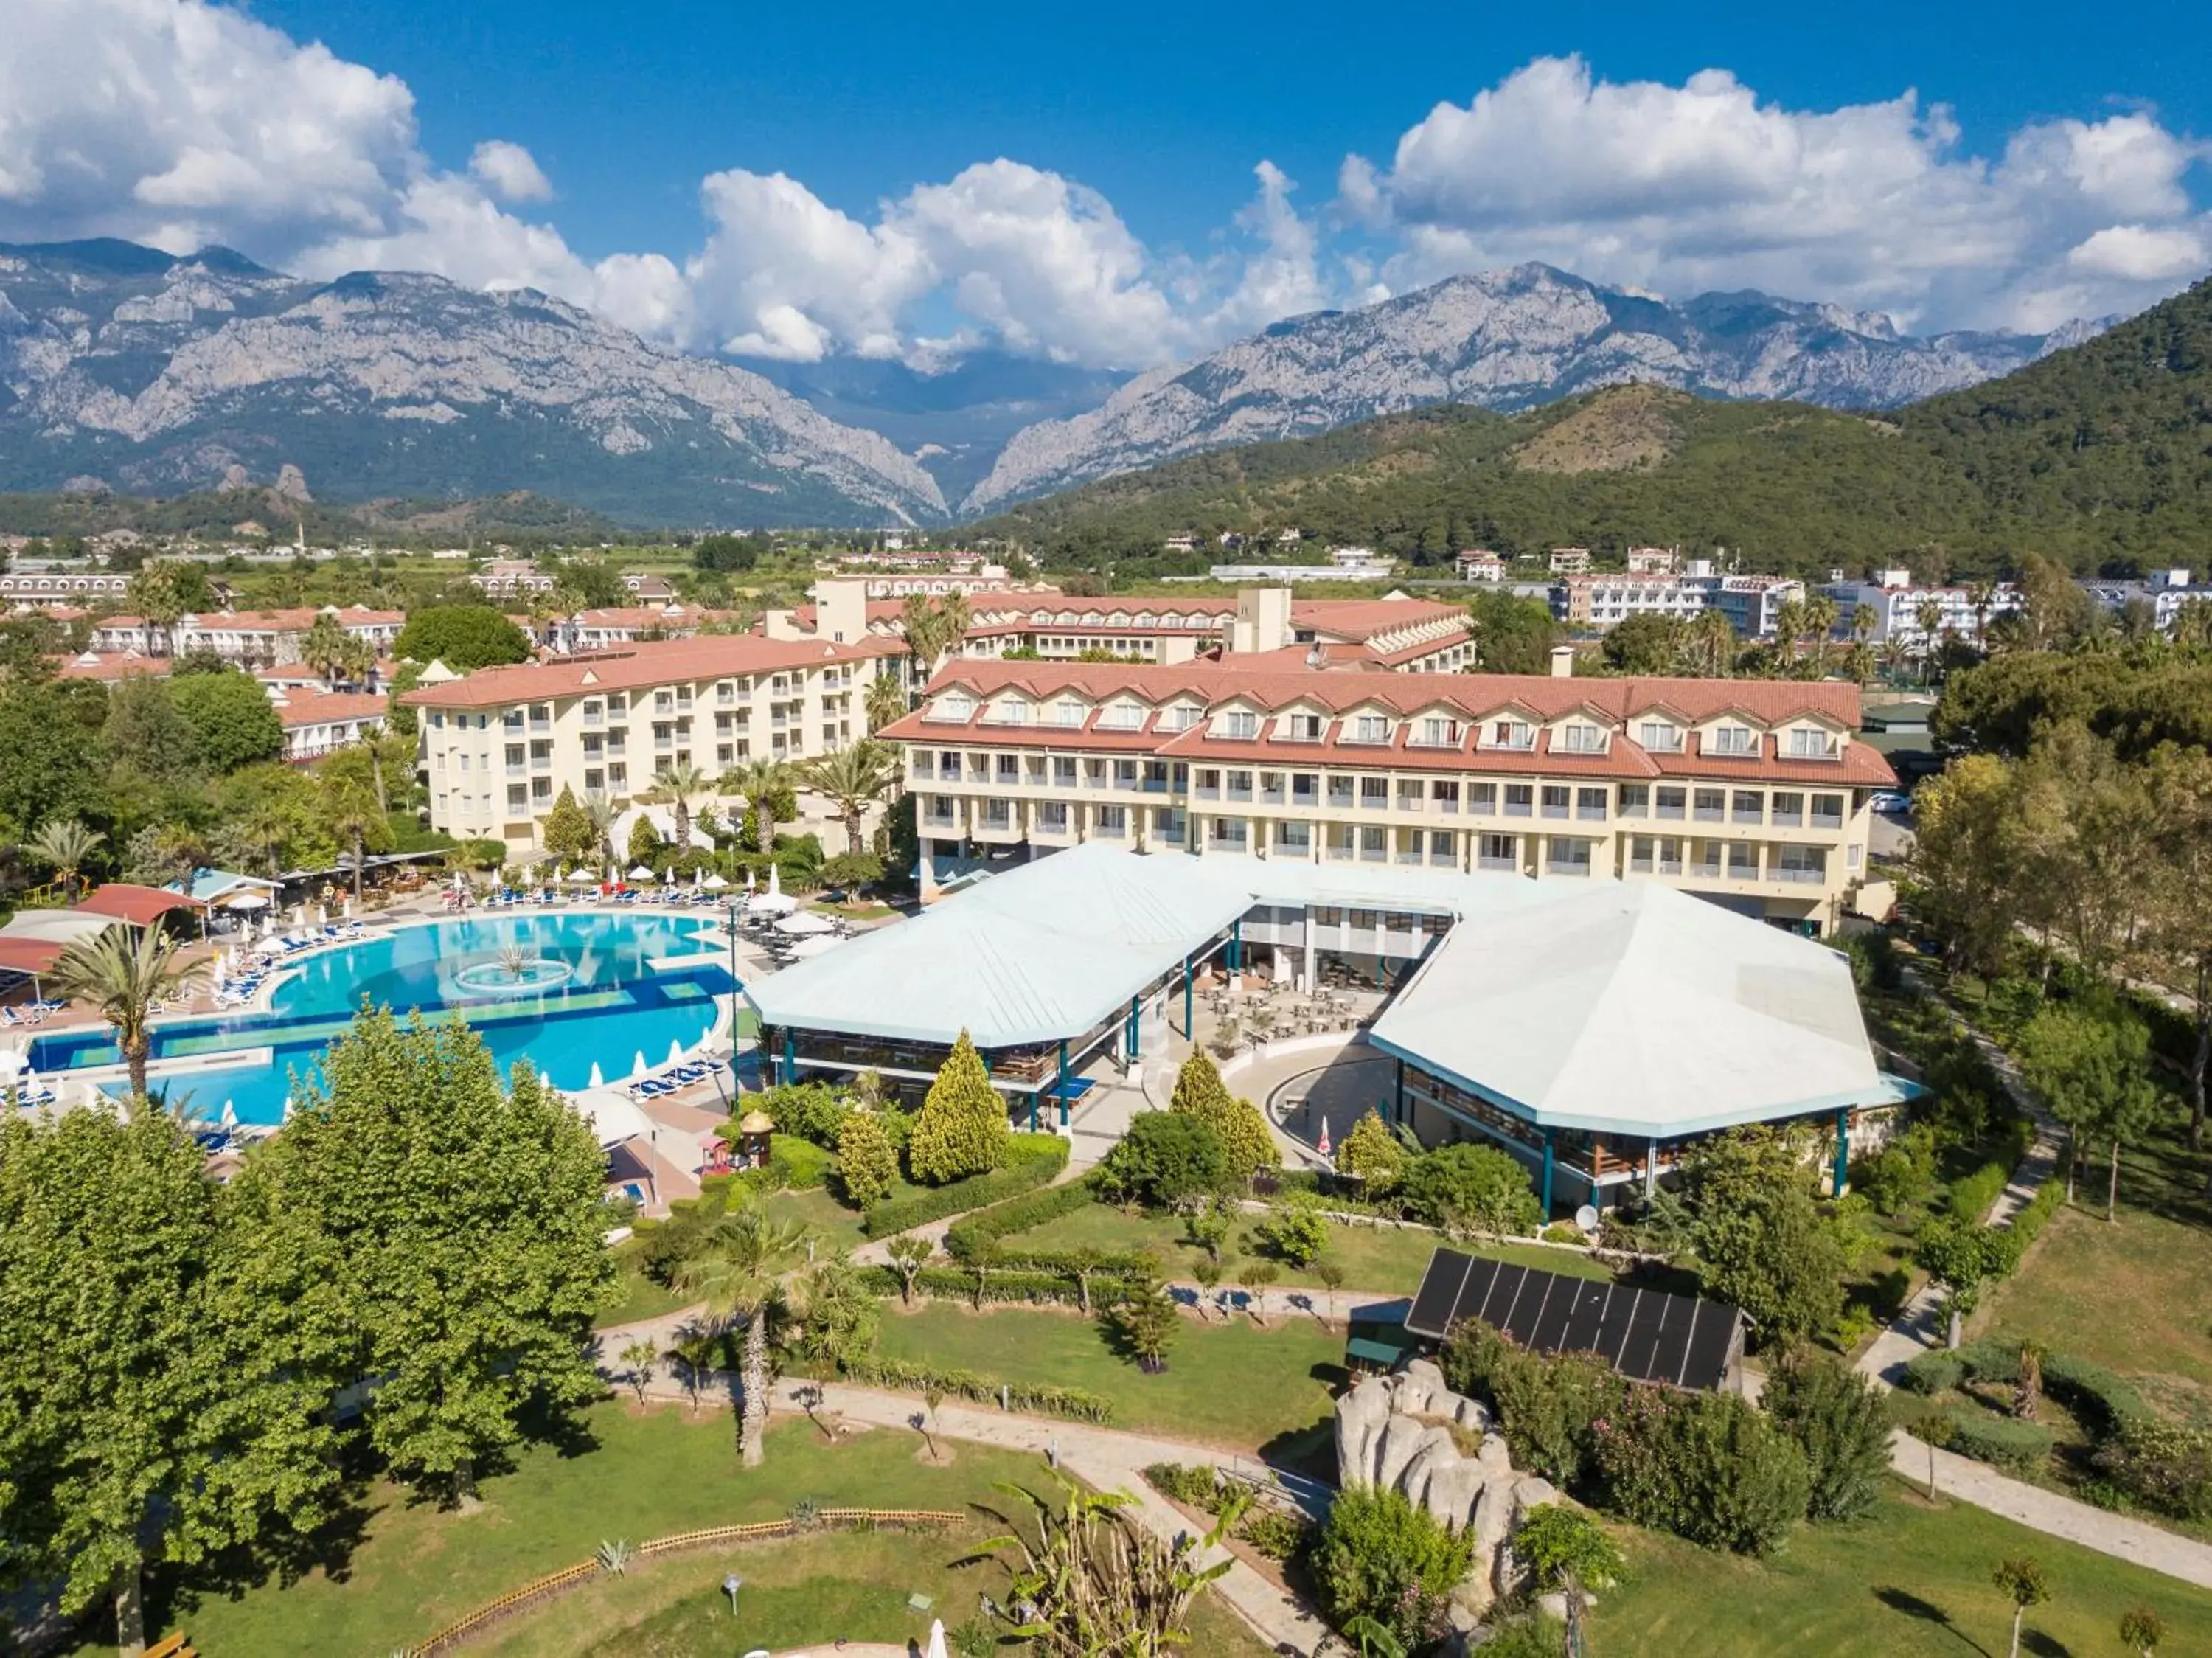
[7,0,2208,367]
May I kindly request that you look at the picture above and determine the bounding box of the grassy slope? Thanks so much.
[873,1302,1343,1454]
[1595,1486,2212,1656]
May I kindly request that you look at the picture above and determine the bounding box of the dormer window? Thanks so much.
[1100,701,1144,730]
[1489,719,1534,749]
[1051,697,1086,726]
[1711,724,1756,756]
[991,698,1029,724]
[1559,724,1605,754]
[1416,717,1464,747]
[1637,721,1682,753]
[1219,710,1259,739]
[1350,715,1391,744]
[1787,726,1838,759]
[1281,712,1324,741]
[926,692,975,723]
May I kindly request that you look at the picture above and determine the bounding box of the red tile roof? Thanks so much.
[272,688,389,729]
[400,634,879,709]
[74,884,198,926]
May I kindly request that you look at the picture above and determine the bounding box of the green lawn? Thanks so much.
[597,1252,695,1329]
[873,1301,1344,1453]
[765,1185,872,1255]
[1594,1484,2212,1656]
[1974,1123,2212,1407]
[132,1407,1049,1658]
[1006,1199,1615,1295]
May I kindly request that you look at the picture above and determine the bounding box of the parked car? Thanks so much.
[1870,790,1911,816]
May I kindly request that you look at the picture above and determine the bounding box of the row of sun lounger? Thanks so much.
[622,1055,728,1099]
[0,1001,66,1027]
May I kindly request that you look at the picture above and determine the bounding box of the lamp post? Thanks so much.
[722,1572,742,1617]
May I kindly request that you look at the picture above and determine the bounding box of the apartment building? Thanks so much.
[402,635,890,848]
[271,688,388,762]
[2079,569,2212,634]
[1456,551,1509,583]
[1624,546,1679,574]
[1548,568,1804,639]
[1548,547,1593,575]
[1825,569,2023,650]
[90,605,405,663]
[880,659,1893,934]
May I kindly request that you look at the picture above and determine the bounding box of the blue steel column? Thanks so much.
[782,1026,795,1086]
[1833,1108,1851,1197]
[1540,1128,1556,1217]
[1394,1058,1405,1128]
[1058,1039,1070,1128]
[1183,952,1194,1038]
[1230,918,1242,973]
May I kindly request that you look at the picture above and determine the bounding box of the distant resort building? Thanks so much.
[88,605,405,665]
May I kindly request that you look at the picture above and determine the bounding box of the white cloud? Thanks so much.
[1343,55,2211,331]
[468,140,553,205]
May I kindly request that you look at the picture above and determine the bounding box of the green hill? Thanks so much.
[973,277,2212,582]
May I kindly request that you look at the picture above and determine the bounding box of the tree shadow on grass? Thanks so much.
[1871,1586,1993,1657]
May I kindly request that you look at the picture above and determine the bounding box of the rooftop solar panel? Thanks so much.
[1558,1280,1613,1356]
[1405,1248,1474,1338]
[1678,1302,1740,1392]
[1649,1293,1699,1387]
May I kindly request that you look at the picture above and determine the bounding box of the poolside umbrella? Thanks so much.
[776,910,835,936]
[566,868,594,884]
[628,864,655,881]
[703,873,728,890]
[666,1038,684,1067]
[924,1620,949,1658]
[212,957,228,988]
[540,1069,554,1089]
[744,870,756,895]
[220,1100,238,1129]
[1316,1116,1332,1159]
[768,862,782,900]
[227,892,269,912]
[632,1050,649,1081]
[343,895,355,919]
[588,1061,605,1088]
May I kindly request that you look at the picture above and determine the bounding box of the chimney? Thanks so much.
[1548,644,1576,679]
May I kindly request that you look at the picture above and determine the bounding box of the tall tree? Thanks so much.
[299,611,352,687]
[248,1010,614,1502]
[2141,743,2212,1152]
[0,1107,339,1657]
[1167,1052,1277,1186]
[540,783,598,867]
[49,926,201,1103]
[653,758,712,851]
[793,738,900,855]
[318,774,387,901]
[1910,754,2028,975]
[908,1030,1010,1184]
[25,816,102,899]
[392,606,531,671]
[864,671,908,733]
[672,1197,812,1466]
[730,755,796,855]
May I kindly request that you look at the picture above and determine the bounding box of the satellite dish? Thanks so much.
[1573,1204,1600,1233]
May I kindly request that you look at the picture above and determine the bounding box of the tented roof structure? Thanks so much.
[73,884,200,926]
[0,909,121,947]
[1368,880,1899,1137]
[744,842,1251,1047]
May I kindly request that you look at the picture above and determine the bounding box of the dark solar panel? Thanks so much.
[1678,1302,1739,1392]
[1406,1247,1742,1391]
[1558,1280,1613,1355]
[1616,1292,1672,1384]
[1406,1248,1473,1337]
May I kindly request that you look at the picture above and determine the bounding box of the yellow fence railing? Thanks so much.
[397,1508,965,1655]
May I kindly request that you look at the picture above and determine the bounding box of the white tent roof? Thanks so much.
[744,842,1252,1048]
[568,1086,658,1148]
[0,910,122,946]
[1368,881,1895,1137]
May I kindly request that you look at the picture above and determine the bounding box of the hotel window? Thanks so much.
[928,693,974,722]
[1812,793,1846,828]
[1038,801,1069,831]
[939,752,961,780]
[1162,704,1200,732]
[911,751,936,779]
[1576,787,1607,820]
[1418,716,1463,746]
[1490,719,1534,749]
[1711,724,1756,756]
[1282,712,1324,740]
[992,698,1029,724]
[995,754,1020,782]
[1053,755,1077,786]
[1771,790,1804,826]
[1352,715,1390,743]
[1430,780,1461,810]
[1504,783,1533,816]
[585,768,605,791]
[1656,785,1686,819]
[1219,710,1258,739]
[1541,785,1570,818]
[1787,726,1835,758]
[1732,789,1763,823]
[1051,698,1085,726]
[1099,702,1143,729]
[1479,832,1516,867]
[1559,724,1604,753]
[1618,783,1649,816]
[1548,837,1593,874]
[1359,777,1388,806]
[608,763,627,788]
[1096,805,1127,836]
[1470,781,1498,814]
[1694,787,1725,822]
[507,784,527,811]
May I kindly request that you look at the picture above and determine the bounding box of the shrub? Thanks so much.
[852,1263,1102,1308]
[1513,1504,1624,1591]
[860,1134,1067,1238]
[907,1031,1011,1184]
[1441,1322,1626,1486]
[836,1356,1114,1423]
[1311,1486,1472,1653]
[2095,1418,2212,1521]
[1100,1277,1180,1371]
[1855,1145,1921,1215]
[1237,1507,1312,1562]
[1540,1223,1585,1246]
[1096,1111,1228,1209]
[1932,1407,2056,1473]
[942,1176,1100,1261]
[1167,1052,1276,1184]
[1403,1142,1543,1236]
[1335,1110,1407,1194]
[2040,1352,2150,1436]
[1469,1617,1570,1658]
[1900,1350,1966,1396]
[835,1110,900,1208]
[768,1133,832,1190]
[1253,1197,1330,1266]
[757,1081,851,1148]
[1143,1462,1225,1510]
[1764,1349,1893,1522]
[1593,1387,1810,1557]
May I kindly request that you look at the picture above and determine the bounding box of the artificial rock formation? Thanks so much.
[1335,1359,1560,1620]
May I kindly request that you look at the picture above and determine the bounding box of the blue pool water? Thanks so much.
[27,912,741,1125]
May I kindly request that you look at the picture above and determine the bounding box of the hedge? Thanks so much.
[1946,1117,2037,1224]
[860,1134,1068,1238]
[768,1134,833,1190]
[2042,1353,2151,1436]
[1929,1406,2056,1473]
[838,1355,1116,1423]
[942,1176,1100,1260]
[854,1263,1108,1309]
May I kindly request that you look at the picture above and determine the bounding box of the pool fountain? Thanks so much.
[451,942,577,996]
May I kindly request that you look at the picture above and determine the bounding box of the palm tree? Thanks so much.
[49,925,201,1103]
[728,755,795,856]
[583,790,619,867]
[672,1199,812,1466]
[320,777,386,901]
[299,612,351,687]
[793,739,900,855]
[239,807,289,879]
[653,759,712,853]
[26,818,102,900]
[864,672,908,734]
[1915,597,1946,683]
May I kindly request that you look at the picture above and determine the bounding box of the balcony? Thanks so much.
[1688,858,1722,878]
[504,763,526,779]
[1694,804,1724,824]
[1773,808,1804,828]
[1503,799,1532,819]
[1576,805,1606,822]
[1775,865,1828,884]
[1433,794,1460,815]
[1656,801,1686,821]
[1225,784,1253,805]
[1478,854,1517,873]
[1812,811,1844,830]
[1549,860,1593,878]
[1629,856,1686,876]
[1397,794,1424,815]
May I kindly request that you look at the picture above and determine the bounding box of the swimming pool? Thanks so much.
[27,911,741,1125]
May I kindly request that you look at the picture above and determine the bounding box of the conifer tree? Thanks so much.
[540,783,597,866]
[908,1030,1009,1184]
[835,1108,900,1207]
[1168,1052,1277,1184]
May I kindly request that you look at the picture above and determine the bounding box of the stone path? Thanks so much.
[1852,983,2212,1591]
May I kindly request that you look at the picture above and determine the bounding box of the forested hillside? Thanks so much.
[973,276,2212,583]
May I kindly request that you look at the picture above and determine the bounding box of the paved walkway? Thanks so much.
[1852,980,2212,1591]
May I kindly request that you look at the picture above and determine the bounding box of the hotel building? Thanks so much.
[402,635,893,849]
[881,656,1894,934]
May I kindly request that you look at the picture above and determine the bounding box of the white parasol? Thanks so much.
[703,873,729,890]
[775,910,836,936]
[566,868,594,884]
[588,1061,605,1088]
[226,891,270,912]
[924,1619,949,1658]
[628,864,655,881]
[785,933,844,960]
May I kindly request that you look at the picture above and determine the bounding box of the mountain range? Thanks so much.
[0,238,2118,525]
